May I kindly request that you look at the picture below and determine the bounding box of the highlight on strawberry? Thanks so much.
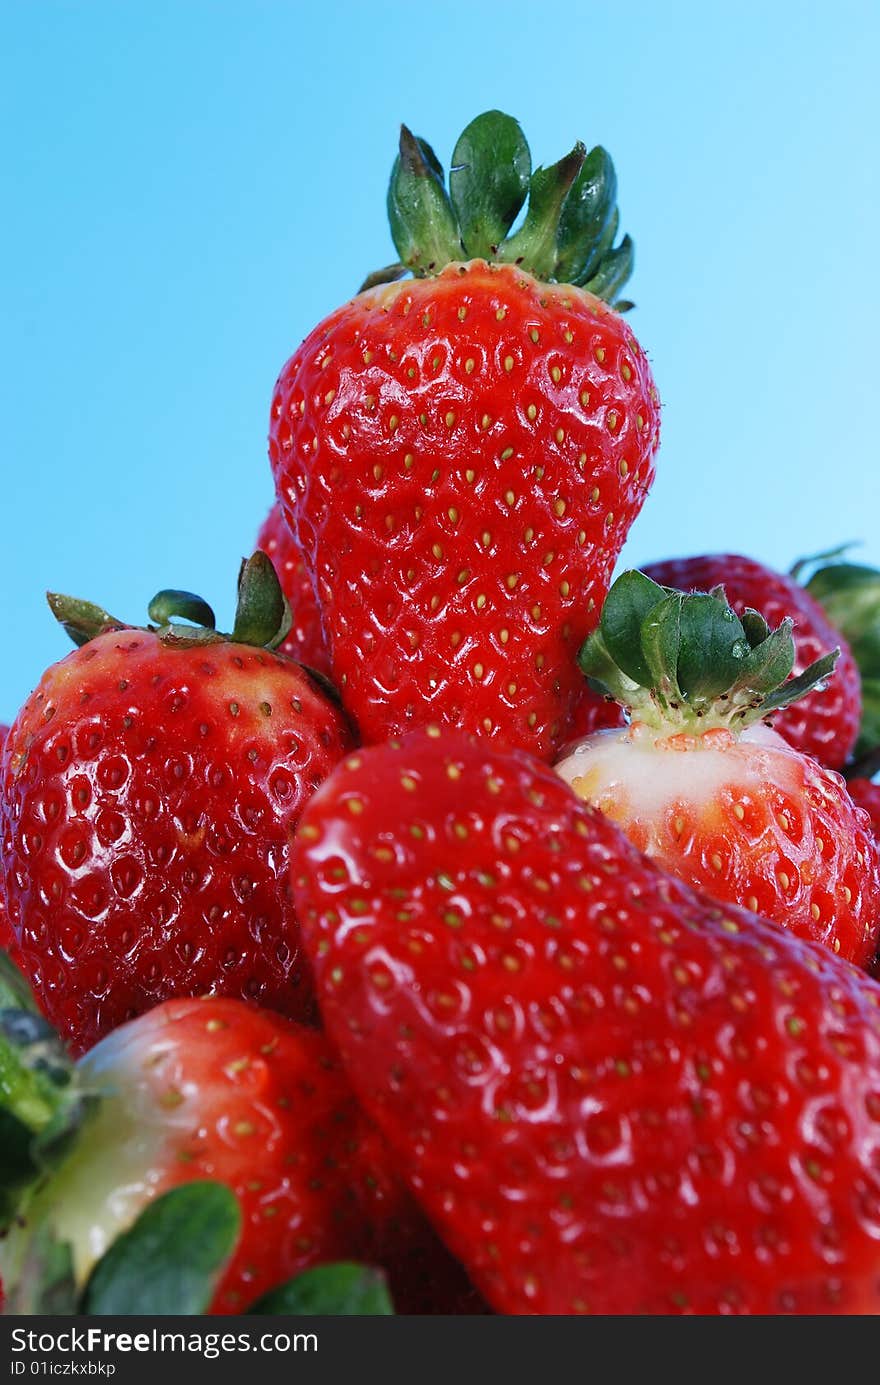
[556,570,880,965]
[0,555,353,1054]
[269,110,661,759]
[0,956,481,1315]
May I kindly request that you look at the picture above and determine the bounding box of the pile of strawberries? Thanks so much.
[3,112,880,1316]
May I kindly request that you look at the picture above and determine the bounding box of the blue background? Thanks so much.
[2,0,878,721]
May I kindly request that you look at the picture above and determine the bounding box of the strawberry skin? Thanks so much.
[270,261,659,759]
[256,502,330,675]
[557,722,880,967]
[0,629,352,1053]
[0,996,479,1314]
[292,729,880,1315]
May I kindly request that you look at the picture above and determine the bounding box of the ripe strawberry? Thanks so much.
[269,111,660,758]
[0,980,480,1314]
[256,501,330,675]
[571,552,862,768]
[292,727,880,1315]
[557,571,880,966]
[0,556,353,1054]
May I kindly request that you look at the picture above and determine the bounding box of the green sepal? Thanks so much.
[366,112,635,300]
[47,593,124,648]
[82,1182,241,1316]
[232,551,292,650]
[387,126,462,276]
[592,569,669,688]
[740,607,772,648]
[449,111,531,258]
[728,619,795,704]
[555,146,617,285]
[578,570,840,735]
[758,649,839,716]
[0,955,86,1230]
[148,590,216,631]
[496,143,586,280]
[248,1263,394,1316]
[640,592,684,707]
[582,234,634,304]
[0,1223,78,1315]
[358,262,407,293]
[676,594,750,703]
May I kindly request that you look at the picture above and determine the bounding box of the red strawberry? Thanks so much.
[0,557,353,1053]
[849,778,880,841]
[0,981,480,1314]
[269,112,660,759]
[571,552,862,768]
[256,501,330,675]
[292,727,880,1315]
[558,572,880,966]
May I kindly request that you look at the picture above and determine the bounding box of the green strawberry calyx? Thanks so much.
[579,570,839,737]
[0,954,395,1316]
[791,546,880,759]
[363,110,634,305]
[47,551,293,653]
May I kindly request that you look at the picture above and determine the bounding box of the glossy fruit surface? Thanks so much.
[256,502,330,674]
[293,728,880,1315]
[271,261,658,756]
[0,994,480,1314]
[1,628,352,1051]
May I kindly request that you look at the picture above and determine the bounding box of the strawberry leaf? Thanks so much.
[555,146,617,285]
[758,649,839,716]
[148,590,216,631]
[387,126,462,276]
[675,594,749,704]
[1,1223,78,1315]
[46,593,124,648]
[639,592,683,707]
[248,1263,394,1316]
[496,144,586,280]
[81,1182,240,1316]
[599,569,668,687]
[0,956,85,1229]
[232,551,292,650]
[450,111,531,259]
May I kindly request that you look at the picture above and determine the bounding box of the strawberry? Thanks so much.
[556,571,880,966]
[0,556,353,1054]
[0,971,480,1314]
[269,111,660,759]
[292,727,880,1315]
[256,501,330,675]
[571,552,862,768]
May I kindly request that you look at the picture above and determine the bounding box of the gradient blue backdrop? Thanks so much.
[3,0,879,720]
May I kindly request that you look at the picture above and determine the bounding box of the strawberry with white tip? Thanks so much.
[555,570,880,966]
